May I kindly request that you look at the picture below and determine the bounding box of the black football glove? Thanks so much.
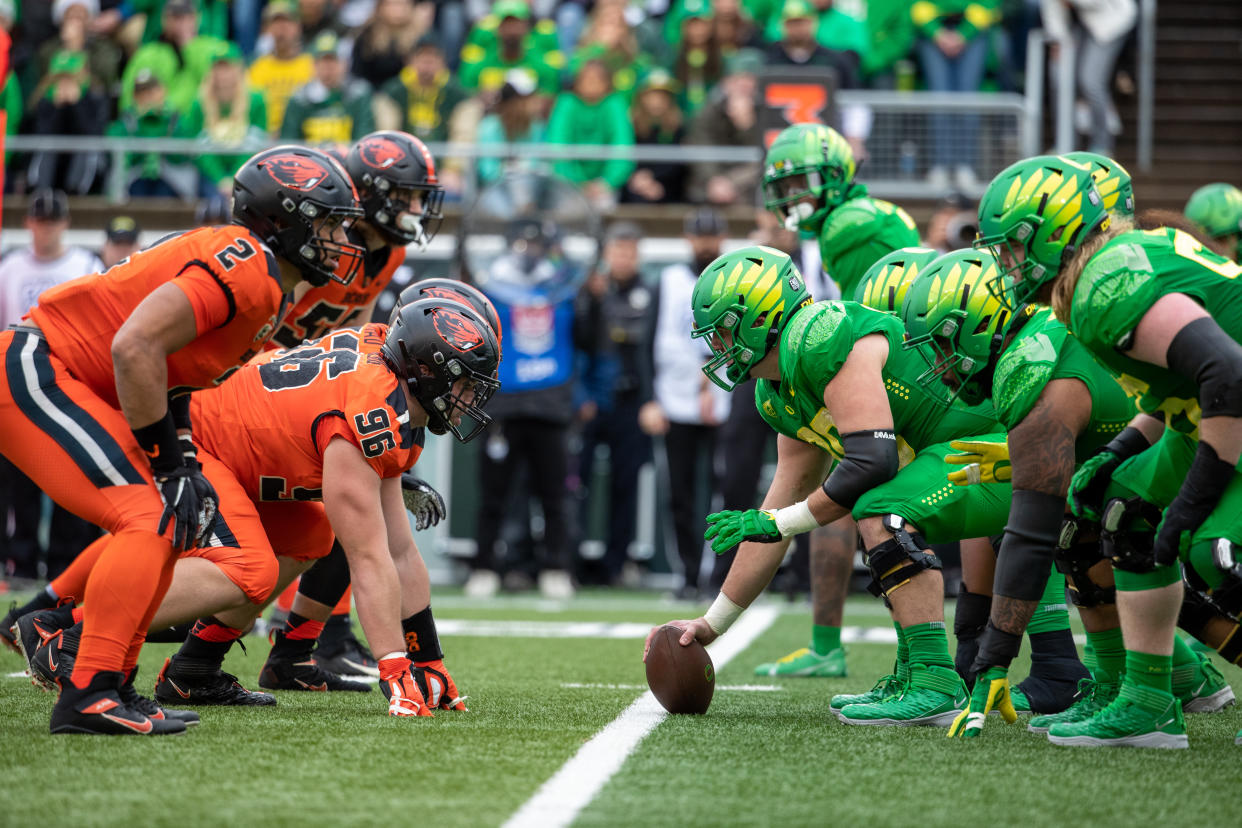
[401,473,446,531]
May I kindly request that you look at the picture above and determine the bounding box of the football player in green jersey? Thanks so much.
[1184,182,1242,262]
[748,123,920,679]
[976,153,1242,747]
[646,245,1023,727]
[900,247,1229,739]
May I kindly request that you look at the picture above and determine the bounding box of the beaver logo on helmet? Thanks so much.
[431,309,484,351]
[263,154,328,191]
[359,137,406,170]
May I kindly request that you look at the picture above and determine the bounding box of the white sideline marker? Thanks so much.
[502,606,778,828]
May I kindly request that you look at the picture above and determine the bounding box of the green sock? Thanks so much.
[1082,640,1097,674]
[1171,633,1199,668]
[1124,649,1173,696]
[1027,571,1072,635]
[902,621,954,670]
[894,620,910,681]
[811,624,842,656]
[1086,627,1125,682]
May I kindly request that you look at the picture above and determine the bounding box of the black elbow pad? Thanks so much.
[822,429,900,508]
[1166,316,1242,418]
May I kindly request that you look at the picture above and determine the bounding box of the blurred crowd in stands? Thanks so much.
[1,0,1138,205]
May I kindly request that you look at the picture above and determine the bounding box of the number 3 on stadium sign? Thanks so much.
[354,408,397,458]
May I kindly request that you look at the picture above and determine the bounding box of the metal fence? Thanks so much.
[5,89,1037,205]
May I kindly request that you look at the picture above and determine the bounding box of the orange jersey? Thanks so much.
[267,244,404,350]
[190,326,423,502]
[29,226,290,407]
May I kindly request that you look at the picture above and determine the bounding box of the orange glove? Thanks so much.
[415,659,468,711]
[379,656,432,717]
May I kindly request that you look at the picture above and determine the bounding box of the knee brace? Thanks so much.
[1099,497,1163,573]
[1178,575,1242,665]
[864,514,941,598]
[1204,539,1242,618]
[1054,518,1116,607]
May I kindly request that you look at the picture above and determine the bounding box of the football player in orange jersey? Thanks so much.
[28,300,501,717]
[0,145,364,736]
[257,279,503,693]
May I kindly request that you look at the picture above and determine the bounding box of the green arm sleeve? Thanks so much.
[600,97,636,189]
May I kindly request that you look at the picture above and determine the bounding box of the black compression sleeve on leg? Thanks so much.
[993,490,1065,602]
[821,429,899,508]
[296,539,353,606]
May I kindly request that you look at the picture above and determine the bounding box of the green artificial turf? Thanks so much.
[1,594,1240,828]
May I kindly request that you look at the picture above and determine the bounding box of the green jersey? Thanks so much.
[818,185,920,300]
[1067,227,1242,435]
[755,301,1000,462]
[992,306,1136,459]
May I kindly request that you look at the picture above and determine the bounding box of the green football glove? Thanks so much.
[704,509,782,554]
[945,439,1011,487]
[1068,449,1126,521]
[947,666,1017,739]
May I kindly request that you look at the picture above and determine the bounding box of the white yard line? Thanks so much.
[561,682,783,692]
[501,606,779,828]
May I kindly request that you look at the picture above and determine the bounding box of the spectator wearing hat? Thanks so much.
[100,214,141,268]
[759,0,869,61]
[569,2,652,103]
[377,38,469,144]
[0,190,104,579]
[133,0,230,43]
[639,208,732,599]
[248,0,313,133]
[296,0,351,45]
[623,69,687,204]
[107,69,196,198]
[686,48,762,205]
[25,49,110,195]
[459,0,564,97]
[673,0,723,117]
[546,59,635,212]
[120,0,231,117]
[573,220,657,587]
[765,0,860,89]
[280,31,375,143]
[35,0,123,97]
[352,0,433,90]
[178,42,268,199]
[475,70,547,192]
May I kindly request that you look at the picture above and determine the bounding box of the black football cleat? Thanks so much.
[154,656,276,707]
[50,671,186,735]
[259,646,372,693]
[29,622,80,692]
[15,605,76,681]
[121,666,200,726]
[314,614,379,678]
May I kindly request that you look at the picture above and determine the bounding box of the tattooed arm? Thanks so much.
[989,379,1093,635]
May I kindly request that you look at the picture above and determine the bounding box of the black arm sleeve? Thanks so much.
[1166,316,1242,418]
[993,489,1065,601]
[821,429,900,508]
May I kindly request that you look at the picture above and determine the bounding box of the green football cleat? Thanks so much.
[1235,729,1241,746]
[1047,687,1187,749]
[838,664,967,727]
[1007,685,1031,714]
[754,646,847,678]
[829,673,904,719]
[1173,652,1236,713]
[1028,678,1119,734]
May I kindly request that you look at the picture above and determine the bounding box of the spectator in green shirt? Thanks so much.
[27,49,109,195]
[177,43,268,199]
[673,0,723,118]
[106,69,196,199]
[760,0,869,62]
[120,0,229,116]
[280,31,376,144]
[459,0,564,97]
[568,5,652,103]
[133,0,230,43]
[378,38,468,143]
[476,70,547,188]
[622,69,687,204]
[545,59,635,211]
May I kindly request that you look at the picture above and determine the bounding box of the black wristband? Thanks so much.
[131,411,183,475]
[1103,425,1151,462]
[994,489,1064,601]
[402,606,444,662]
[971,622,1023,673]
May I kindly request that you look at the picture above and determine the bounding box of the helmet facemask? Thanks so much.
[365,177,445,248]
[399,343,500,442]
[691,304,777,392]
[278,198,365,287]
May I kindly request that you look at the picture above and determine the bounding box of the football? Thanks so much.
[644,625,715,714]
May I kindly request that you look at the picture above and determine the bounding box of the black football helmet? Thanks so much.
[233,145,365,287]
[382,298,501,442]
[392,278,503,348]
[344,131,445,249]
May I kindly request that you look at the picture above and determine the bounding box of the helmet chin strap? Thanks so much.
[784,202,814,231]
[398,213,427,246]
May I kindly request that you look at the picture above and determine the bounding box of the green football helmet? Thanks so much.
[853,247,940,314]
[1185,183,1242,259]
[901,248,1011,406]
[690,245,813,391]
[975,154,1110,309]
[1065,151,1134,218]
[763,123,857,232]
